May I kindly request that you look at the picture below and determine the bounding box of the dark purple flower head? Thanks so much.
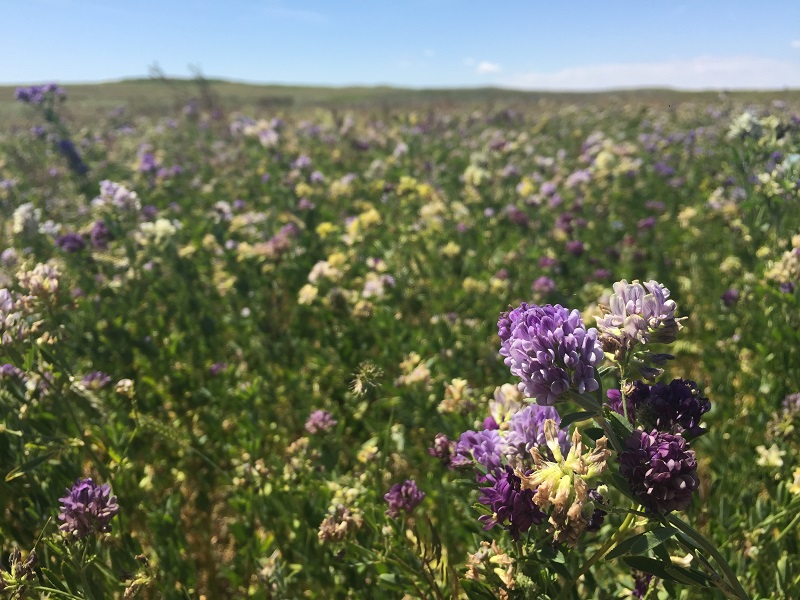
[58,478,120,539]
[610,380,710,437]
[81,371,111,390]
[451,429,503,472]
[639,379,710,437]
[498,303,603,405]
[633,572,655,598]
[619,430,698,513]
[428,433,452,463]
[305,410,337,434]
[90,220,111,249]
[721,288,740,307]
[478,465,545,540]
[56,232,85,253]
[55,139,89,176]
[384,480,425,518]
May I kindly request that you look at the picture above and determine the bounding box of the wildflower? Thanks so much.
[56,232,85,253]
[384,480,425,518]
[478,465,546,540]
[208,362,227,376]
[518,421,611,545]
[437,378,475,414]
[487,384,523,429]
[305,410,337,434]
[81,371,111,390]
[428,433,452,463]
[318,504,363,543]
[498,303,603,405]
[12,203,41,236]
[531,276,556,294]
[633,572,655,598]
[58,478,120,539]
[721,288,739,307]
[0,547,37,595]
[619,430,698,513]
[55,139,89,176]
[451,429,504,473]
[90,220,112,249]
[638,379,710,437]
[14,83,65,105]
[17,263,60,298]
[596,279,682,355]
[755,444,786,468]
[503,404,567,461]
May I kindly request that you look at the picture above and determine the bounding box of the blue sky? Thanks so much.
[2,0,800,90]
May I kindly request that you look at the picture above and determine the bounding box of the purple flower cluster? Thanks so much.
[503,404,567,459]
[81,371,111,390]
[498,303,602,405]
[90,220,112,249]
[608,379,710,438]
[478,466,545,540]
[304,410,337,434]
[14,84,65,105]
[450,429,503,472]
[58,478,120,539]
[428,433,452,463]
[384,480,425,518]
[56,232,85,253]
[619,430,699,513]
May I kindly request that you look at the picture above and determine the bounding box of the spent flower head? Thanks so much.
[518,421,611,545]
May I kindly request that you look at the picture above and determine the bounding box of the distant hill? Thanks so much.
[1,77,799,129]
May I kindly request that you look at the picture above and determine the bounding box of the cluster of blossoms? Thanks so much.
[518,421,610,545]
[58,478,120,539]
[383,479,425,518]
[608,379,711,438]
[305,410,338,434]
[0,547,37,595]
[317,504,364,543]
[498,303,603,405]
[765,234,800,293]
[595,279,683,380]
[448,278,705,558]
[14,84,65,105]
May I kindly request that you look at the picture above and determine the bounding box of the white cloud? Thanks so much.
[791,40,800,49]
[502,56,800,91]
[476,60,501,74]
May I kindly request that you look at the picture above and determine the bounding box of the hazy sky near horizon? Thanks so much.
[2,0,800,90]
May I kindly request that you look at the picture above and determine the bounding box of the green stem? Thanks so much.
[775,510,800,544]
[666,514,750,600]
[556,511,637,600]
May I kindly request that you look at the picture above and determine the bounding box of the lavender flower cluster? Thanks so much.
[15,84,65,105]
[498,303,603,405]
[58,478,120,539]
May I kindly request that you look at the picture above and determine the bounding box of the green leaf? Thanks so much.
[606,525,679,560]
[560,411,596,428]
[6,449,62,481]
[623,556,710,588]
